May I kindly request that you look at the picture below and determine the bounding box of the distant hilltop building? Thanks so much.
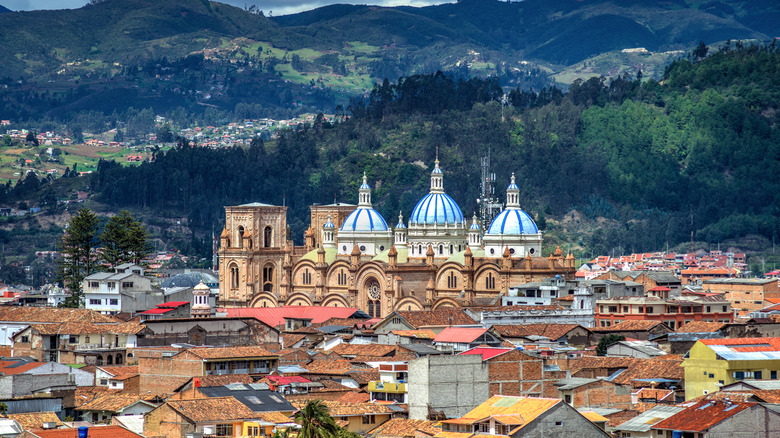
[218,155,575,317]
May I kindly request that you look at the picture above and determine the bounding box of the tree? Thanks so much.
[100,210,152,268]
[157,125,174,143]
[596,334,625,356]
[295,400,340,438]
[58,208,101,307]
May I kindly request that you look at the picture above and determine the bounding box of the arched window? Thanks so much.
[367,280,381,318]
[447,271,458,289]
[237,226,245,249]
[486,272,496,289]
[337,270,347,286]
[96,356,103,366]
[450,244,453,254]
[116,354,123,365]
[302,269,311,285]
[263,265,274,292]
[106,355,113,365]
[230,265,239,289]
[439,245,443,254]
[264,226,272,247]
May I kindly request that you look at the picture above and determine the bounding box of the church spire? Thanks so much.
[358,172,372,207]
[430,147,444,193]
[506,172,520,209]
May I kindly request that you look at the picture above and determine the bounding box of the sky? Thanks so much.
[2,0,452,16]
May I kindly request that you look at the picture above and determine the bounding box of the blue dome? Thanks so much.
[324,218,335,229]
[469,221,481,230]
[486,209,538,235]
[410,193,465,225]
[340,207,389,232]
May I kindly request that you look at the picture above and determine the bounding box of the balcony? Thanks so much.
[368,381,406,393]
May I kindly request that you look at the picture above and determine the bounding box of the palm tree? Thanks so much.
[294,400,340,438]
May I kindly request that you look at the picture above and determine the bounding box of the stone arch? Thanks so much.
[355,265,387,318]
[227,261,240,290]
[264,226,273,247]
[474,264,501,292]
[262,262,275,292]
[432,297,461,309]
[285,292,314,307]
[322,294,350,308]
[249,292,278,308]
[237,226,245,249]
[436,264,465,291]
[326,261,352,288]
[394,297,424,312]
[292,261,317,288]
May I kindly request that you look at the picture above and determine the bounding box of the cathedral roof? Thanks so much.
[340,207,389,232]
[373,245,409,264]
[410,192,464,225]
[301,247,338,264]
[486,208,538,235]
[447,247,486,264]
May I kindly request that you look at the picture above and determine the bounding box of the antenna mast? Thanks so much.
[478,149,502,229]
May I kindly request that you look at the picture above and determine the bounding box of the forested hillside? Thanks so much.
[85,44,779,258]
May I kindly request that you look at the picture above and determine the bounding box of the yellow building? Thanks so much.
[682,337,780,400]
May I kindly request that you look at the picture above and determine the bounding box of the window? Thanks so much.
[216,424,232,437]
[302,269,312,285]
[646,306,654,314]
[230,264,239,289]
[706,306,711,312]
[555,421,562,426]
[723,306,728,312]
[485,272,496,289]
[447,271,458,289]
[608,306,618,313]
[247,426,259,436]
[564,394,571,404]
[622,306,628,313]
[89,282,99,289]
[89,299,101,305]
[122,282,133,288]
[69,335,78,344]
[755,371,763,380]
[107,282,115,289]
[20,336,29,343]
[772,371,777,379]
[362,415,376,424]
[110,299,118,305]
[338,269,347,286]
[99,379,108,385]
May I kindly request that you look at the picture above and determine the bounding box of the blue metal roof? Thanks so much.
[410,192,464,225]
[486,208,538,235]
[340,207,389,232]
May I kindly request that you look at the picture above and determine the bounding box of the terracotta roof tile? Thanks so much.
[0,360,44,375]
[0,307,121,324]
[300,360,363,375]
[491,324,585,340]
[292,400,395,416]
[256,410,293,424]
[675,321,727,333]
[7,411,62,430]
[167,396,258,422]
[98,365,139,381]
[368,418,439,438]
[76,394,146,412]
[330,344,400,357]
[337,391,371,404]
[28,321,145,335]
[189,374,255,388]
[594,320,670,332]
[652,400,755,432]
[283,334,308,347]
[25,425,143,437]
[390,329,437,339]
[394,309,476,328]
[185,345,277,359]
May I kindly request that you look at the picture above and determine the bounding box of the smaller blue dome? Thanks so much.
[487,209,538,235]
[431,167,443,174]
[507,182,519,190]
[395,220,406,229]
[469,221,481,230]
[341,207,389,232]
[324,219,335,229]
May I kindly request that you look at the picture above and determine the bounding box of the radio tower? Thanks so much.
[477,149,502,229]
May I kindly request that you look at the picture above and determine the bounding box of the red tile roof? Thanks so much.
[652,400,754,432]
[433,327,489,343]
[265,375,312,385]
[0,360,44,375]
[222,306,363,327]
[459,347,513,360]
[26,425,144,437]
[699,337,780,352]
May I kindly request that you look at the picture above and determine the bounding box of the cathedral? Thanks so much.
[217,157,576,317]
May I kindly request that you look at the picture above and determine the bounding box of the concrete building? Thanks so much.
[703,278,780,315]
[407,354,489,420]
[83,264,161,315]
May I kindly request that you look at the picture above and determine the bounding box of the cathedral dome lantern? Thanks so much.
[322,214,336,249]
[468,213,482,248]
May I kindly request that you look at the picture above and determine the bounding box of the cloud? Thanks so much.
[2,0,453,15]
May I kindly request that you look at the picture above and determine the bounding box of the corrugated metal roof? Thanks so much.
[613,405,684,432]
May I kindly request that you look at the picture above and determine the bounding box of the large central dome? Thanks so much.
[410,192,464,225]
[409,157,465,226]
